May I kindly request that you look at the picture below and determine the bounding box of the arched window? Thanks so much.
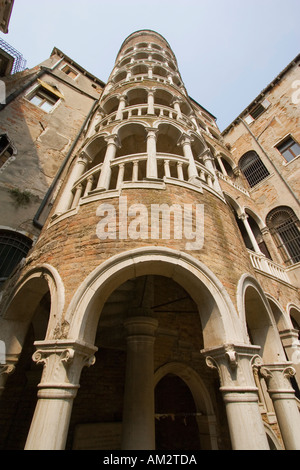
[239,151,269,187]
[266,206,300,265]
[0,230,33,285]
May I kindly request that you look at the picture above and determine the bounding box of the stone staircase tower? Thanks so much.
[2,30,300,451]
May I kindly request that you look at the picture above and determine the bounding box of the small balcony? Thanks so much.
[248,249,292,285]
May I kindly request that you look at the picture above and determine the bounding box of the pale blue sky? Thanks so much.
[3,0,300,130]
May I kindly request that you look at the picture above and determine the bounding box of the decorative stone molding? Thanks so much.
[32,340,97,400]
[203,343,269,449]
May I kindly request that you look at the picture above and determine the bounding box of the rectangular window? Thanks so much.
[28,87,60,113]
[245,99,271,123]
[276,136,300,162]
[61,65,79,80]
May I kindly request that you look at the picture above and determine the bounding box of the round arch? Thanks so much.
[236,274,286,362]
[244,207,265,231]
[265,294,292,331]
[0,264,65,355]
[65,247,243,348]
[288,303,300,331]
[154,362,215,415]
[154,362,218,450]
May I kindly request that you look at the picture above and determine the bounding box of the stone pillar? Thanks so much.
[180,134,201,186]
[280,329,300,386]
[172,98,182,120]
[260,226,283,264]
[55,152,91,215]
[96,134,120,191]
[116,95,127,120]
[216,154,228,176]
[202,344,269,450]
[147,90,155,115]
[146,128,158,179]
[259,363,300,450]
[238,213,262,254]
[202,150,222,193]
[121,316,158,450]
[25,340,97,450]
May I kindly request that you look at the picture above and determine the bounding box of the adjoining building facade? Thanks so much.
[0,30,299,450]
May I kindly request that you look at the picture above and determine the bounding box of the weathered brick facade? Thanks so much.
[0,31,299,451]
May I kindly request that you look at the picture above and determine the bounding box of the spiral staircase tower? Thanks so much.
[1,30,300,451]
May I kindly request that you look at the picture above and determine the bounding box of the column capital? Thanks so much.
[202,343,261,389]
[146,127,159,137]
[124,316,158,338]
[32,339,97,399]
[171,96,182,105]
[104,133,121,147]
[78,151,92,165]
[0,363,15,377]
[259,362,296,390]
[179,132,193,145]
[260,225,270,236]
[238,212,248,221]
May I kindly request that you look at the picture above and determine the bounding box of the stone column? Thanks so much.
[202,344,269,450]
[216,153,228,176]
[259,363,300,450]
[96,134,120,191]
[121,316,158,450]
[238,213,262,254]
[147,90,155,115]
[116,95,127,120]
[146,128,158,179]
[180,134,201,186]
[260,226,283,264]
[25,340,97,450]
[172,98,182,120]
[202,150,222,193]
[55,152,91,215]
[280,329,300,386]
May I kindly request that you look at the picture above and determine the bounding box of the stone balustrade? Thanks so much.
[248,250,291,284]
[93,104,196,134]
[67,153,219,212]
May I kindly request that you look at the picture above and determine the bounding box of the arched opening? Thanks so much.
[136,42,148,49]
[84,135,107,169]
[154,88,173,107]
[131,64,148,76]
[61,248,240,449]
[152,53,165,63]
[0,275,52,450]
[67,268,231,449]
[153,66,167,78]
[266,206,300,266]
[156,123,183,156]
[239,151,270,188]
[113,71,127,84]
[119,57,131,68]
[115,123,147,159]
[0,230,33,288]
[155,374,201,450]
[102,95,119,115]
[126,87,148,106]
[290,306,300,339]
[244,284,285,363]
[215,154,235,177]
[134,52,148,61]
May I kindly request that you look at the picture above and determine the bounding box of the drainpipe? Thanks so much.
[33,99,98,229]
[239,118,300,208]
